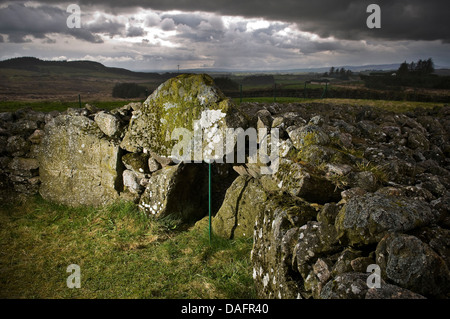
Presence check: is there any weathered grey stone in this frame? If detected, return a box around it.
[8,157,39,176]
[6,135,30,157]
[320,272,370,299]
[123,169,143,194]
[288,124,330,150]
[121,74,247,160]
[365,284,426,299]
[376,233,450,298]
[407,131,430,150]
[212,176,266,239]
[39,114,122,206]
[335,193,437,246]
[251,195,318,299]
[28,129,44,144]
[139,162,208,222]
[330,248,363,277]
[275,161,341,204]
[294,221,341,280]
[94,111,122,137]
[148,156,162,172]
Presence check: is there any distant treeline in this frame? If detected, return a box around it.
[323,67,353,80]
[362,58,450,90]
[112,83,148,98]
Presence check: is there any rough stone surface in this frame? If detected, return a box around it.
[251,196,318,299]
[121,74,247,160]
[94,111,122,137]
[212,176,267,239]
[139,163,208,222]
[39,114,123,206]
[376,233,450,298]
[335,193,437,246]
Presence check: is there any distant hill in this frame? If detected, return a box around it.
[0,57,178,102]
[0,56,176,79]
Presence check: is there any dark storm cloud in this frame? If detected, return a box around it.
[0,2,126,43]
[10,0,448,42]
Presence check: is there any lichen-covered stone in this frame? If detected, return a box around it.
[139,162,208,222]
[335,193,437,246]
[212,175,267,239]
[39,114,122,206]
[251,196,318,299]
[376,233,450,298]
[275,161,341,204]
[293,221,341,280]
[94,111,122,137]
[288,124,330,150]
[122,152,150,176]
[121,74,247,160]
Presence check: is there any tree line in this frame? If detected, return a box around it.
[323,67,353,80]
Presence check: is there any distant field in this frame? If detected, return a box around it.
[0,100,142,113]
[1,97,446,114]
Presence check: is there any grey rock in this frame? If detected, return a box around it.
[139,162,208,222]
[376,233,450,298]
[336,193,437,246]
[94,111,122,137]
[39,114,122,206]
[212,176,267,239]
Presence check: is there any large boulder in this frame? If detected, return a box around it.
[39,114,123,206]
[121,74,247,161]
[335,193,437,246]
[376,233,450,298]
[212,175,267,239]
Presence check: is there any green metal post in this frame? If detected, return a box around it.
[240,84,243,104]
[304,82,307,98]
[78,94,81,108]
[209,162,212,244]
[273,83,277,102]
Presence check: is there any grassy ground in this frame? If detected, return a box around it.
[0,100,143,113]
[0,196,255,299]
[1,97,446,114]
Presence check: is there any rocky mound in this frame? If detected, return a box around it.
[1,74,449,299]
[245,102,450,299]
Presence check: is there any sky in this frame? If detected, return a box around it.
[0,0,449,71]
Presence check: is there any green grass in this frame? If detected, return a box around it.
[0,100,142,113]
[1,97,445,114]
[234,97,446,113]
[233,97,316,104]
[0,196,255,299]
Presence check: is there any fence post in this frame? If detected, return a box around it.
[273,83,277,102]
[78,94,81,108]
[240,84,243,103]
